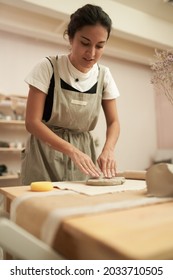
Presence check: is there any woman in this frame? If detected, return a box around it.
[21,4,120,184]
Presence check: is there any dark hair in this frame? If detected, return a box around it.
[64,4,112,40]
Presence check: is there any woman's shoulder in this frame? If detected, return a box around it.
[98,63,110,74]
[98,64,120,99]
[29,57,54,76]
[24,56,58,93]
[33,54,67,71]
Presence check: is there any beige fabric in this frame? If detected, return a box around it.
[21,57,105,184]
[52,179,146,195]
[146,163,173,197]
[10,187,173,253]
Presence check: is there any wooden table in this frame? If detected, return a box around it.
[0,184,173,260]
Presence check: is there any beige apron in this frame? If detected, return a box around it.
[21,56,105,184]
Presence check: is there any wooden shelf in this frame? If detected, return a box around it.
[0,120,25,125]
[0,174,19,180]
[0,148,23,152]
[0,98,27,186]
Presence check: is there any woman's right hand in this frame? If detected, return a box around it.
[70,147,101,178]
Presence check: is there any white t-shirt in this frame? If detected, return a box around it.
[25,54,120,99]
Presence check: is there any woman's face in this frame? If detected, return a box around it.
[69,24,108,73]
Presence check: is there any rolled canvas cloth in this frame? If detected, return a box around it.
[146,163,173,197]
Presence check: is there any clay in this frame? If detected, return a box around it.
[146,163,173,197]
[86,176,125,186]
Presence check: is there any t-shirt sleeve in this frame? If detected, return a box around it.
[24,58,53,94]
[102,67,120,100]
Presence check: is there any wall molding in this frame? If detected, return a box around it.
[1,0,172,65]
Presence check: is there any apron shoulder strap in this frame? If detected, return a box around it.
[42,56,58,122]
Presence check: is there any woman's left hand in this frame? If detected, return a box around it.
[97,149,116,178]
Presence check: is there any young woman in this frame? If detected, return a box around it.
[21,4,120,184]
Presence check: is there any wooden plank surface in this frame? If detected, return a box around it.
[0,186,30,202]
[61,202,173,259]
[0,185,173,260]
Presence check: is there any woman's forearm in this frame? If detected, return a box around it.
[102,120,120,152]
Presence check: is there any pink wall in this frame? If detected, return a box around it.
[155,91,173,149]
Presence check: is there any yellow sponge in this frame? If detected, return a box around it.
[30,181,53,192]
